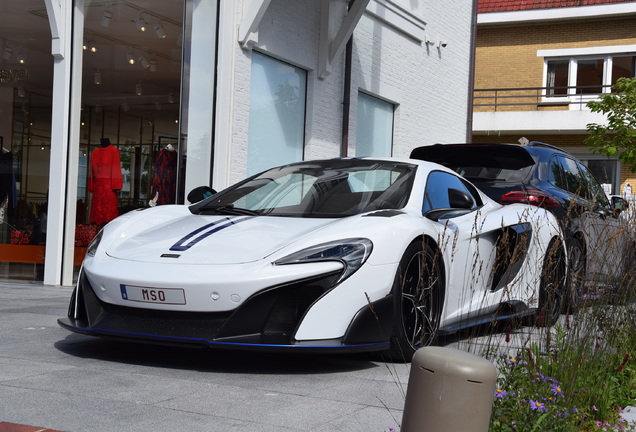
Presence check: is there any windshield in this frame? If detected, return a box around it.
[192,159,416,218]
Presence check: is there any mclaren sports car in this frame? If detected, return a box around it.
[59,158,565,360]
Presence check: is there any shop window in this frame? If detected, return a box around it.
[582,159,618,195]
[356,92,394,157]
[248,52,307,175]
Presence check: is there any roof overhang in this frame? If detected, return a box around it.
[478,2,636,26]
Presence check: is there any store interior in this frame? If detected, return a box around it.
[1,0,185,282]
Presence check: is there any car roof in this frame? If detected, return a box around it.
[410,143,537,170]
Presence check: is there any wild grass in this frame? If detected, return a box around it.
[485,209,636,431]
[386,205,636,431]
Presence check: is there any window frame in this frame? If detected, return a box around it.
[539,45,636,103]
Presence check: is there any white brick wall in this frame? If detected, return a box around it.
[223,0,474,184]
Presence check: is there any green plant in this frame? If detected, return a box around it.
[489,290,636,431]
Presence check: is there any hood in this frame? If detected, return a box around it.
[104,207,340,264]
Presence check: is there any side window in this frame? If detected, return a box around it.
[423,171,477,214]
[548,156,565,189]
[558,156,586,197]
[577,161,610,208]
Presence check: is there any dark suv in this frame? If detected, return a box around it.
[410,142,631,311]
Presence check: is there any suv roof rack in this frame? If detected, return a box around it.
[526,141,571,154]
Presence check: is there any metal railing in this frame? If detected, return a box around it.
[473,84,613,111]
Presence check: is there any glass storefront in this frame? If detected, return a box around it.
[80,0,184,222]
[0,0,186,283]
[0,1,53,282]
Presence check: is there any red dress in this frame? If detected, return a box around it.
[88,145,122,225]
[151,148,178,205]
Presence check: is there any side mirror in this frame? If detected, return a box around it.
[187,186,216,203]
[448,188,474,210]
[611,196,629,214]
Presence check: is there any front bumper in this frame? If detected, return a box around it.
[58,270,393,353]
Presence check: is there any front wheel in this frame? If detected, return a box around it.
[387,240,444,361]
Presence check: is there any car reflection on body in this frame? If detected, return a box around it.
[59,157,565,361]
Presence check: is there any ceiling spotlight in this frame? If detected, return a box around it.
[82,40,88,51]
[101,10,113,27]
[88,40,97,53]
[149,59,157,72]
[94,71,102,85]
[135,81,143,96]
[16,52,25,64]
[154,22,167,39]
[3,47,12,61]
[139,55,150,69]
[127,50,135,65]
[134,15,147,32]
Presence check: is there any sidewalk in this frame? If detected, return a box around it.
[0,281,634,431]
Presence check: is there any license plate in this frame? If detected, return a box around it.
[120,284,186,305]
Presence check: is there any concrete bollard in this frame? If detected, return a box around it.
[401,347,497,432]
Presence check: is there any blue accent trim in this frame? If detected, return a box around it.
[169,216,254,251]
[58,322,387,350]
[120,284,128,300]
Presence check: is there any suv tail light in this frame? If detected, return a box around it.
[499,190,560,208]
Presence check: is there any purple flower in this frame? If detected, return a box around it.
[494,388,508,398]
[551,383,563,396]
[529,400,547,413]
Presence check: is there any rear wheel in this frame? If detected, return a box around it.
[387,240,443,361]
[536,239,566,327]
[563,237,586,314]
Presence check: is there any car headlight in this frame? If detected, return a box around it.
[274,238,373,283]
[86,229,104,256]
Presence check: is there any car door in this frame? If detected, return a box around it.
[576,161,624,280]
[422,171,501,326]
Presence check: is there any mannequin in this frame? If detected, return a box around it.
[88,138,123,225]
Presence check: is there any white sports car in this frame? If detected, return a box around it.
[59,158,565,360]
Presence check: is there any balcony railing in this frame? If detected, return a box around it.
[473,84,612,112]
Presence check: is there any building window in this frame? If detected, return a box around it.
[248,52,307,175]
[545,54,636,97]
[612,56,636,83]
[547,60,569,96]
[576,59,604,95]
[356,92,394,157]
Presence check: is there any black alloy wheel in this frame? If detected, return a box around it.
[387,240,443,361]
[563,237,586,314]
[536,239,566,327]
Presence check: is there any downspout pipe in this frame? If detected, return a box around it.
[341,0,355,157]
[466,0,478,142]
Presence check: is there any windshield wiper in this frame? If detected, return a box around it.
[199,204,261,216]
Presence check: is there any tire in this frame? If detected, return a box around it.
[387,240,444,361]
[536,239,566,327]
[562,237,586,314]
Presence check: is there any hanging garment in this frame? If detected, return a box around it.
[0,151,16,211]
[88,145,123,225]
[151,148,178,205]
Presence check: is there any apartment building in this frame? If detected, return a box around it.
[472,0,636,195]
